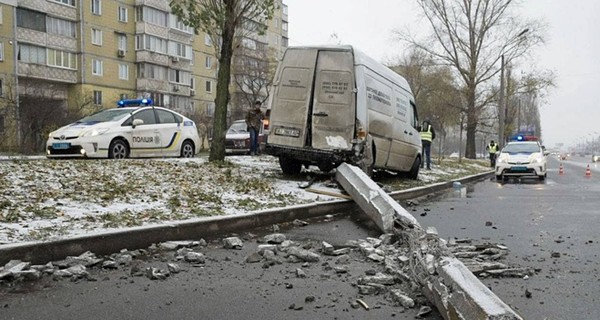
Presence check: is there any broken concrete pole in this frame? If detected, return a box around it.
[336,163,523,319]
[336,163,418,233]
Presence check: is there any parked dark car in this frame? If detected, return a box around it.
[224,120,266,155]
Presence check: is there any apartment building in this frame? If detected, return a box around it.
[0,0,288,152]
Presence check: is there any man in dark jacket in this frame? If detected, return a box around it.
[419,120,436,170]
[245,100,265,156]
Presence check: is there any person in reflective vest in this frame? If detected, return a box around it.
[419,120,435,170]
[486,140,499,167]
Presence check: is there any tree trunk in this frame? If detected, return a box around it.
[209,2,236,162]
[464,87,478,159]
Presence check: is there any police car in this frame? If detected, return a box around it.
[495,137,547,181]
[46,99,201,159]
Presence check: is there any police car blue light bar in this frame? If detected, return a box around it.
[117,98,153,107]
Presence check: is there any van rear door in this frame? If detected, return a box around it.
[267,48,318,148]
[311,50,356,151]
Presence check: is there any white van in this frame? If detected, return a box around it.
[265,45,422,178]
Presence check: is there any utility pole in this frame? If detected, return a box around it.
[498,54,505,148]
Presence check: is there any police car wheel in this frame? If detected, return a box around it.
[109,139,129,159]
[180,140,195,158]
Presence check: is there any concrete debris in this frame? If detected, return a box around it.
[223,237,243,250]
[367,253,385,262]
[334,254,350,265]
[257,244,278,254]
[55,251,103,268]
[54,264,88,278]
[295,268,306,278]
[321,241,335,255]
[358,284,385,295]
[159,240,200,251]
[417,305,432,317]
[102,260,119,269]
[390,289,415,308]
[244,252,262,264]
[293,219,309,227]
[115,254,133,266]
[145,267,168,280]
[263,233,286,244]
[358,272,396,286]
[167,263,181,274]
[183,252,205,264]
[286,247,320,262]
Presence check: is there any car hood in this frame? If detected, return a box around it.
[51,121,117,137]
[500,152,543,162]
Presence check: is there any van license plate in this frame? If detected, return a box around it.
[53,143,71,150]
[274,128,300,137]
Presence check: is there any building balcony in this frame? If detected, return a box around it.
[136,50,170,67]
[136,22,169,39]
[136,78,192,97]
[17,28,78,51]
[19,0,78,20]
[135,0,170,12]
[18,62,78,84]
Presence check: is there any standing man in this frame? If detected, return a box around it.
[245,100,265,156]
[419,120,435,170]
[486,140,499,167]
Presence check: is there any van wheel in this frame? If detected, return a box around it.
[407,156,420,180]
[496,175,503,181]
[279,157,301,175]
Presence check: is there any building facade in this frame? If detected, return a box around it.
[0,0,288,152]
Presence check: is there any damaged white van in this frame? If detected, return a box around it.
[265,45,422,178]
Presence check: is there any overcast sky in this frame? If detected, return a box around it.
[284,0,600,150]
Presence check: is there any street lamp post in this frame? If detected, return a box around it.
[498,29,529,148]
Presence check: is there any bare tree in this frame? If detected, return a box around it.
[171,0,275,162]
[389,49,462,160]
[395,0,546,158]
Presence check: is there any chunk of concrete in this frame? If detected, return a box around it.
[335,163,418,232]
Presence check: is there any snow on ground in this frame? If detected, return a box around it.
[0,155,489,244]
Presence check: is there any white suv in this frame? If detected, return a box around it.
[495,141,547,181]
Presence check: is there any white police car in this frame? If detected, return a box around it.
[495,140,547,181]
[46,99,201,159]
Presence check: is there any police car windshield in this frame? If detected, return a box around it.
[77,108,136,123]
[503,143,541,154]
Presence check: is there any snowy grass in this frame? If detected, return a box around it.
[0,155,489,244]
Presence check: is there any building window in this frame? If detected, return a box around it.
[0,42,3,61]
[51,0,75,6]
[47,49,77,69]
[119,64,129,80]
[169,69,190,84]
[0,114,4,134]
[204,34,212,46]
[0,7,3,25]
[205,80,212,93]
[137,63,167,80]
[136,34,167,53]
[93,90,102,105]
[18,44,46,64]
[119,93,129,100]
[282,21,288,32]
[118,6,128,22]
[136,6,167,27]
[0,79,3,97]
[47,16,76,38]
[16,8,46,32]
[205,56,212,69]
[169,41,192,59]
[91,0,102,15]
[91,29,102,45]
[92,59,103,76]
[117,34,127,51]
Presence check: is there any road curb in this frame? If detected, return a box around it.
[0,170,493,266]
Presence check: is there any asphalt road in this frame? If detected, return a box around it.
[410,156,600,319]
[0,214,443,320]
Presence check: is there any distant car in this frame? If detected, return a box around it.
[593,154,600,162]
[46,99,201,159]
[224,120,266,155]
[559,153,569,161]
[495,141,547,181]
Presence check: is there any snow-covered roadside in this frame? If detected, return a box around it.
[0,155,489,244]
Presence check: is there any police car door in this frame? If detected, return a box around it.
[130,109,162,157]
[155,108,182,157]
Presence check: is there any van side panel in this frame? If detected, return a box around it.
[387,89,419,170]
[267,49,319,148]
[311,50,355,151]
[364,70,395,167]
